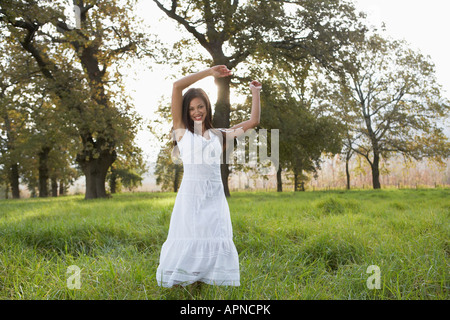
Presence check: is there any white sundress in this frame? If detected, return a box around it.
[156,128,240,287]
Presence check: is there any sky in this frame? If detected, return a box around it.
[126,0,450,164]
[354,0,450,99]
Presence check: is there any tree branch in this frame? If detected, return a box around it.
[351,145,373,166]
[110,41,136,57]
[152,0,210,50]
[229,49,250,69]
[375,94,404,141]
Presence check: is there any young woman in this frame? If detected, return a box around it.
[156,65,262,288]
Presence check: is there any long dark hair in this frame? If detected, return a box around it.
[172,88,227,155]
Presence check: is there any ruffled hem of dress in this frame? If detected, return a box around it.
[156,269,240,288]
[156,237,240,288]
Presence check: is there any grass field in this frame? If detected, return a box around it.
[0,188,448,300]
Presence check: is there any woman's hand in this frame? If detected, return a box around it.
[210,65,232,78]
[250,80,262,92]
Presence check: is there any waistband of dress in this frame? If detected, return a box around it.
[182,176,222,182]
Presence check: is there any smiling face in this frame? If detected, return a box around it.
[182,88,213,134]
[189,97,207,123]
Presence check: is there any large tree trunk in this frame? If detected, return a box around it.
[293,168,306,192]
[109,165,117,194]
[213,76,232,197]
[371,152,381,189]
[59,179,65,196]
[38,146,51,197]
[276,166,283,192]
[78,149,116,199]
[83,162,109,199]
[9,163,20,199]
[51,176,58,197]
[173,165,181,192]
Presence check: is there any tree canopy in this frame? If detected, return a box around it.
[0,0,152,198]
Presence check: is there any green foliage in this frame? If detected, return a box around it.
[0,0,153,198]
[107,144,148,193]
[108,167,144,193]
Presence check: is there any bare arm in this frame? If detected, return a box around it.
[227,80,262,139]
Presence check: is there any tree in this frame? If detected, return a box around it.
[0,38,38,198]
[328,33,450,189]
[341,134,355,190]
[317,73,359,190]
[0,35,84,198]
[259,74,344,192]
[154,140,184,192]
[1,0,151,199]
[152,0,365,196]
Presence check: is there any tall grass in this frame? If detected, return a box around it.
[0,189,448,300]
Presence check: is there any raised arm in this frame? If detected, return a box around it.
[172,66,232,131]
[227,80,262,139]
